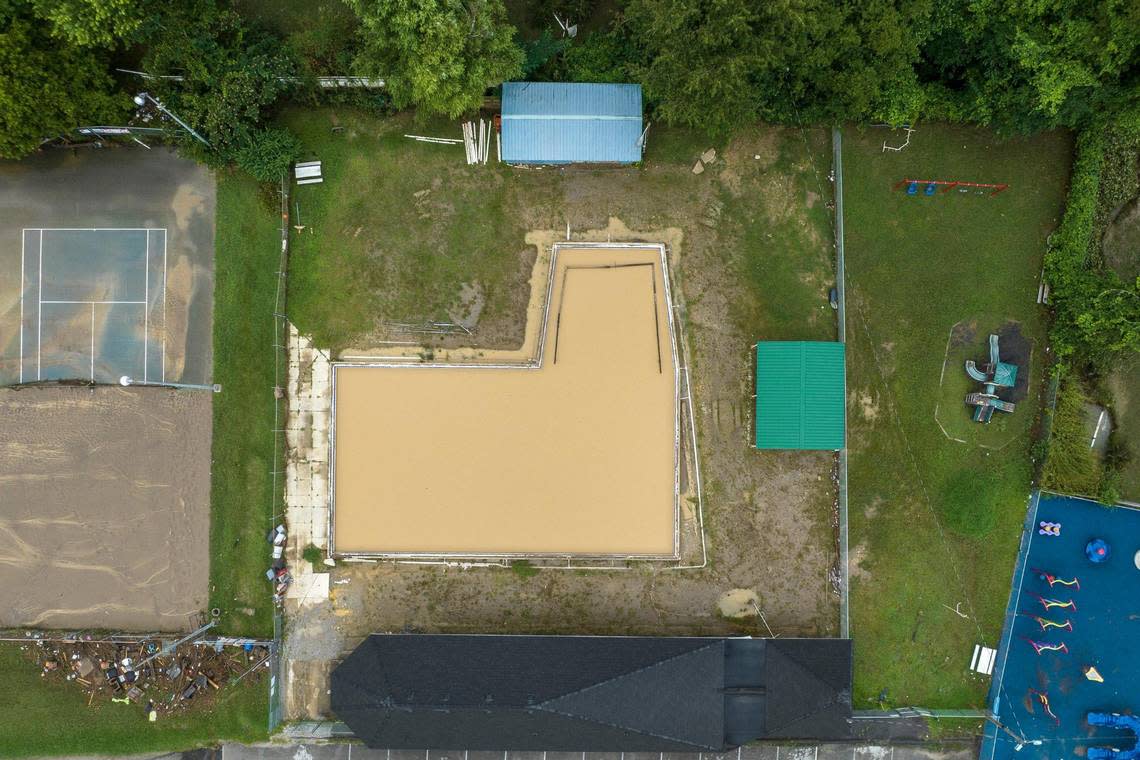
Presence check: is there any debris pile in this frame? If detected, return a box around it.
[20,635,269,718]
[267,523,292,606]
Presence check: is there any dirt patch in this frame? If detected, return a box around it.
[854,389,879,422]
[850,541,871,582]
[950,319,977,349]
[1103,196,1140,280]
[0,385,210,631]
[717,588,760,618]
[995,321,1031,403]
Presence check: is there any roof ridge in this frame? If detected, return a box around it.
[532,703,712,750]
[762,644,845,735]
[537,640,720,704]
[532,641,723,749]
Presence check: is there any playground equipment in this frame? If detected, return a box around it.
[1022,637,1069,655]
[1033,566,1080,589]
[965,334,1018,423]
[1018,611,1073,632]
[882,127,915,153]
[1029,689,1061,725]
[1087,712,1140,760]
[1039,521,1062,536]
[1087,538,1111,563]
[1084,665,1104,682]
[894,178,1009,196]
[1030,592,1077,612]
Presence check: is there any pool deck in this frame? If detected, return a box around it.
[981,492,1140,760]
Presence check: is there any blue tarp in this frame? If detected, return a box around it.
[501,82,643,164]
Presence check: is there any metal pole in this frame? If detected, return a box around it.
[120,375,221,393]
[832,126,850,640]
[136,621,215,670]
[135,92,210,148]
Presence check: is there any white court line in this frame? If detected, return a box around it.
[19,232,24,383]
[143,229,149,383]
[41,299,146,304]
[21,227,154,232]
[90,303,95,381]
[37,234,42,380]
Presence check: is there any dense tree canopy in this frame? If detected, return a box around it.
[347,0,523,118]
[142,2,299,175]
[0,1,127,158]
[621,0,1138,134]
[917,0,1140,133]
[30,0,149,47]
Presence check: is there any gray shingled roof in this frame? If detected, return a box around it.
[331,634,852,751]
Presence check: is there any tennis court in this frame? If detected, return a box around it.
[981,493,1140,760]
[19,228,168,384]
[0,148,215,386]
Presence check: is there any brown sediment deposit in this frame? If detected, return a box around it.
[0,386,210,631]
[332,245,678,556]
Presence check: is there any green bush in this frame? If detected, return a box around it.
[234,126,302,183]
[302,543,325,572]
[1042,378,1102,496]
[559,28,635,83]
[1044,125,1140,369]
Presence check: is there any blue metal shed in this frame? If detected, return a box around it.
[501,82,644,165]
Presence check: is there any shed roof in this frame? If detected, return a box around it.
[501,82,643,164]
[754,341,846,450]
[331,634,853,751]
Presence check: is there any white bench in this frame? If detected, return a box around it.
[971,643,996,675]
[295,161,323,185]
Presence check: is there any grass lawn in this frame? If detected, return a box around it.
[843,124,1072,707]
[209,171,282,638]
[282,108,558,351]
[282,107,836,352]
[0,644,266,757]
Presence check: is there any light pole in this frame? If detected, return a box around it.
[120,375,221,393]
[133,92,210,148]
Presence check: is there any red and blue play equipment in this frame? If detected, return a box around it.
[1087,538,1111,563]
[894,178,1009,196]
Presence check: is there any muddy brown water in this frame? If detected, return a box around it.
[332,246,678,556]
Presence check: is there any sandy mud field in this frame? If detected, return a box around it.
[332,245,678,556]
[0,385,210,631]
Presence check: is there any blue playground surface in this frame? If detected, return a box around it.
[981,493,1140,760]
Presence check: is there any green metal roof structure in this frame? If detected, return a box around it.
[754,341,846,450]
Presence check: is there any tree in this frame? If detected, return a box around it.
[0,3,127,157]
[624,0,762,135]
[348,0,523,118]
[142,2,298,166]
[915,0,1140,133]
[623,0,931,135]
[30,0,149,47]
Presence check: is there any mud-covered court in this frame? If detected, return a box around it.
[0,148,216,386]
[0,386,211,631]
[332,245,679,557]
